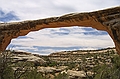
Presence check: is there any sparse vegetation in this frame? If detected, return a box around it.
[54,72,69,79]
[0,50,14,79]
[0,48,120,79]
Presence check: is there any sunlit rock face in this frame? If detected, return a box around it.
[0,6,120,55]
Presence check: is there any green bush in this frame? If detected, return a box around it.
[0,50,14,79]
[22,69,47,79]
[54,72,69,79]
[94,55,120,79]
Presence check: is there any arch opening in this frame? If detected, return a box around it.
[8,26,114,55]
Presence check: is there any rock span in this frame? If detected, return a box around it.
[0,6,120,54]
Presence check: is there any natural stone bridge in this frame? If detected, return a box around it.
[0,6,120,55]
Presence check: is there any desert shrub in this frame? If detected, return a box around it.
[94,55,120,79]
[54,72,68,79]
[0,50,14,79]
[22,69,47,79]
[0,50,33,79]
[46,61,58,67]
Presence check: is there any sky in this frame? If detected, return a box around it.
[0,0,119,55]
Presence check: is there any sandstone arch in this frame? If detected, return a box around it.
[0,6,120,55]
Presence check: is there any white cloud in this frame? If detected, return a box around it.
[10,27,114,49]
[0,0,119,20]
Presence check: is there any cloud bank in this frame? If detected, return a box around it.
[0,0,119,20]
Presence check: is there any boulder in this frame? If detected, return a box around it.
[67,70,86,79]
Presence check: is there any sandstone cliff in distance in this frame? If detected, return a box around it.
[0,6,120,55]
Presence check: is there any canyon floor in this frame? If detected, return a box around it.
[1,47,120,79]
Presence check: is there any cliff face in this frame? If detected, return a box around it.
[0,6,120,54]
[48,48,116,62]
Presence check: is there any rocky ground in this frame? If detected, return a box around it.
[8,47,118,79]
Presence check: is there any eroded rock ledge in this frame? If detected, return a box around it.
[0,6,120,54]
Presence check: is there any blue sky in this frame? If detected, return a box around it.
[0,0,119,55]
[0,8,19,22]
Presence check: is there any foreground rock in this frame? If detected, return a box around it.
[37,66,68,73]
[0,6,120,55]
[37,66,92,79]
[67,70,86,79]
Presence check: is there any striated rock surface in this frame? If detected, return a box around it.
[0,6,120,54]
[12,51,46,64]
[48,48,116,63]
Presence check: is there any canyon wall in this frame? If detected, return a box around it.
[0,6,120,54]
